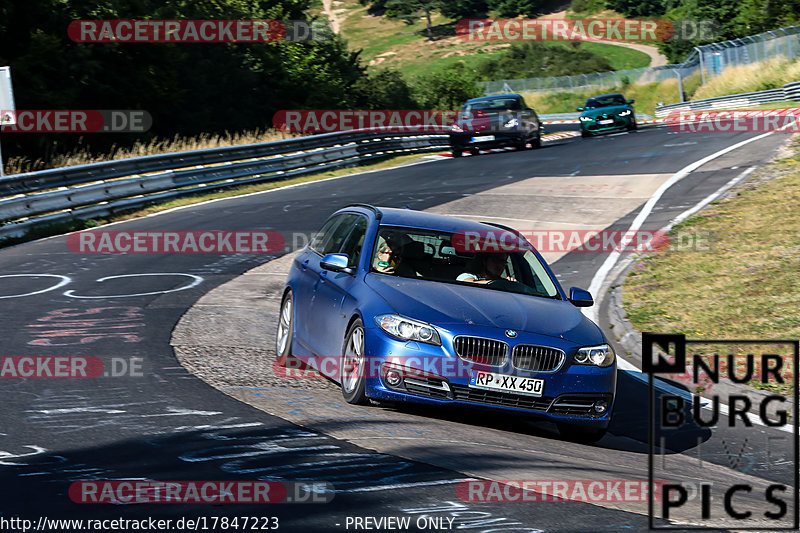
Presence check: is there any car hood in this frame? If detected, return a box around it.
[581,105,631,118]
[365,275,603,345]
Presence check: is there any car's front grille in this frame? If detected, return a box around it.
[548,394,612,418]
[450,384,552,411]
[512,345,565,372]
[454,336,508,366]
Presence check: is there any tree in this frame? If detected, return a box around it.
[439,0,489,18]
[0,0,367,166]
[385,0,444,41]
[486,0,546,17]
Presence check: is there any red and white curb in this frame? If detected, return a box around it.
[541,119,667,125]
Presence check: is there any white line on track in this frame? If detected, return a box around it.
[586,130,775,324]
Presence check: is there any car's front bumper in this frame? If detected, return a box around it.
[581,115,634,134]
[449,131,531,150]
[361,325,616,427]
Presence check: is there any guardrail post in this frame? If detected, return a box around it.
[674,70,684,102]
[696,47,706,85]
[787,30,793,58]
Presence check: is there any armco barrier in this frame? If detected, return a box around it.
[655,82,800,117]
[0,128,449,240]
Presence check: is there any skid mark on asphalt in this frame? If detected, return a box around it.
[7,388,465,494]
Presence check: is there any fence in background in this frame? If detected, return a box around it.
[482,25,800,95]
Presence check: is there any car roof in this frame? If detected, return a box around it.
[346,205,502,234]
[589,93,624,99]
[465,94,522,103]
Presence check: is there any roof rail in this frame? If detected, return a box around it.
[345,203,383,220]
[483,221,521,235]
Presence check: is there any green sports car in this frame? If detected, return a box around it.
[577,93,637,137]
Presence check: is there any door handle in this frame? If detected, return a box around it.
[301,259,309,270]
[319,270,328,280]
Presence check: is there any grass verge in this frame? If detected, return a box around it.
[622,136,800,394]
[692,58,800,100]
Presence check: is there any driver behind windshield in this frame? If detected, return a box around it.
[457,253,517,284]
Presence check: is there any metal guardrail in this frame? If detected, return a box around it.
[0,128,449,240]
[654,81,800,117]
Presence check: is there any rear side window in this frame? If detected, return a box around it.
[309,214,358,255]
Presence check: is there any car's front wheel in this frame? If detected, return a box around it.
[557,423,607,443]
[581,129,591,138]
[341,318,368,405]
[451,146,463,158]
[530,134,541,149]
[275,291,294,367]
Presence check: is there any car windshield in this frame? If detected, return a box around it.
[585,95,627,108]
[464,98,521,112]
[370,226,560,299]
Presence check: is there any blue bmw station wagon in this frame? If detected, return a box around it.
[276,205,617,441]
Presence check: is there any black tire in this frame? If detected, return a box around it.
[628,120,638,131]
[275,291,294,367]
[557,423,607,443]
[469,147,480,156]
[581,130,591,138]
[451,147,463,158]
[530,134,542,149]
[341,318,368,405]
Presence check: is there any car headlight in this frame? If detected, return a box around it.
[574,344,615,367]
[503,118,519,128]
[375,315,441,346]
[619,110,632,116]
[579,116,592,122]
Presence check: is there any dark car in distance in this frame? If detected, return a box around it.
[449,94,543,157]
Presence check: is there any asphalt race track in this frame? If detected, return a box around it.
[0,123,795,532]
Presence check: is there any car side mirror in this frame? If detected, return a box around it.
[627,99,635,105]
[568,287,594,307]
[576,107,584,112]
[320,253,354,274]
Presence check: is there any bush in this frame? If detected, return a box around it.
[351,70,418,109]
[570,0,606,15]
[474,42,614,80]
[411,64,483,109]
